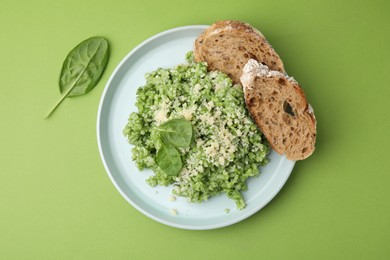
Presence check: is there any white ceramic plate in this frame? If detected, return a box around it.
[97,25,295,230]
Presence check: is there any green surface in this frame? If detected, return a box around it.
[1,0,389,259]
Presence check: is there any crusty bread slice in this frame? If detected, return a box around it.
[194,20,285,84]
[241,59,316,160]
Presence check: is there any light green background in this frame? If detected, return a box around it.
[1,0,389,259]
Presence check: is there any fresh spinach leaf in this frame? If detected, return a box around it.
[45,36,109,118]
[156,118,193,148]
[156,144,182,176]
[154,118,194,176]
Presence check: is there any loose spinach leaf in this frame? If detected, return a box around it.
[156,144,182,176]
[45,36,109,118]
[156,118,193,148]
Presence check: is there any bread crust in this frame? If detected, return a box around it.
[194,20,285,84]
[241,59,316,160]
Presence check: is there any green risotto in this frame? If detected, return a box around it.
[123,52,269,209]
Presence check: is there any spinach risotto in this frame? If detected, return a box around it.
[123,52,269,209]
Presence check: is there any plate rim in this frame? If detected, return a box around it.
[97,25,295,230]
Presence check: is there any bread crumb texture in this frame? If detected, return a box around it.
[241,59,316,160]
[194,20,285,84]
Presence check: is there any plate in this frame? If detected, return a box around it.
[97,25,295,230]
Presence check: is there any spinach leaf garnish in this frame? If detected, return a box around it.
[155,118,193,176]
[156,118,193,148]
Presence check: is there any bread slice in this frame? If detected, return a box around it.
[241,59,316,160]
[194,20,285,84]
